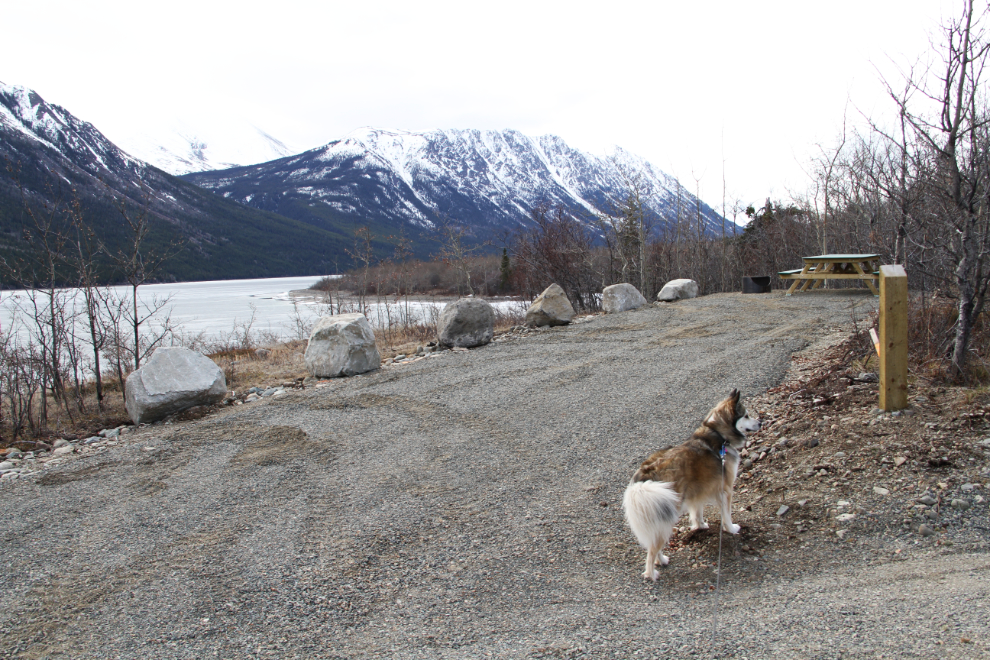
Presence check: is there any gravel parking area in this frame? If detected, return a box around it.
[2,290,988,659]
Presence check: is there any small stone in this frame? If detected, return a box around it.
[836,513,856,522]
[818,469,828,476]
[245,393,260,402]
[84,436,102,445]
[0,461,13,471]
[836,530,847,539]
[834,451,847,458]
[742,459,753,469]
[918,495,937,506]
[802,437,820,449]
[775,437,790,447]
[53,439,70,449]
[873,486,890,496]
[950,499,971,510]
[776,505,790,517]
[918,524,935,537]
[103,428,120,438]
[53,446,74,457]
[798,499,809,507]
[960,483,975,491]
[894,456,907,467]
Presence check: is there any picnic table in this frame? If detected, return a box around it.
[778,254,881,296]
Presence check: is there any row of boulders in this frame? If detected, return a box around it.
[526,279,699,324]
[123,278,700,425]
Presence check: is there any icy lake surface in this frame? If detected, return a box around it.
[1,275,527,344]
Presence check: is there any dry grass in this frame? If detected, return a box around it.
[907,294,990,385]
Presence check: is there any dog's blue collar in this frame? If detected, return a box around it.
[719,445,727,459]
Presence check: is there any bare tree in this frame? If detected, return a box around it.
[436,219,486,296]
[886,0,990,379]
[106,188,183,370]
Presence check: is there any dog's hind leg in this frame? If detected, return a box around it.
[687,502,709,531]
[653,538,670,567]
[643,533,670,581]
[643,547,660,581]
[719,490,740,534]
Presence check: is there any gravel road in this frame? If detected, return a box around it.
[2,290,988,659]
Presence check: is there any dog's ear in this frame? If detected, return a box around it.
[729,388,740,405]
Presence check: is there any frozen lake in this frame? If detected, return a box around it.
[1,275,528,346]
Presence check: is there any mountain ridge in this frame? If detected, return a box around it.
[0,83,350,283]
[183,126,730,241]
[2,81,733,284]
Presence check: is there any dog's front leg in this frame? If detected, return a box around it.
[719,490,740,534]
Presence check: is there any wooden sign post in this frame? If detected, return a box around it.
[879,265,908,411]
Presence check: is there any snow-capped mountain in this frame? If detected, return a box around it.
[183,127,729,238]
[0,81,147,185]
[0,82,348,281]
[114,118,299,175]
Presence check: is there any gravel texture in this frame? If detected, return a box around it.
[2,290,988,659]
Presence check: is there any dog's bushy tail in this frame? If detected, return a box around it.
[622,481,680,550]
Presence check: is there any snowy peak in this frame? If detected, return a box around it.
[0,83,142,177]
[184,128,726,238]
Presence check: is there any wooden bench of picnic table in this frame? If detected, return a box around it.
[778,254,881,296]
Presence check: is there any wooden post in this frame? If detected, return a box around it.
[879,265,908,411]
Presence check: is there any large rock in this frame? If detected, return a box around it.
[526,283,575,327]
[656,278,699,302]
[305,313,381,378]
[438,298,495,348]
[602,283,647,314]
[124,347,227,424]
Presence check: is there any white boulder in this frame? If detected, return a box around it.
[656,278,699,302]
[438,298,495,348]
[305,313,381,378]
[125,347,227,424]
[602,283,648,314]
[526,283,575,327]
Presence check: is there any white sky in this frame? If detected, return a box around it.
[3,0,955,215]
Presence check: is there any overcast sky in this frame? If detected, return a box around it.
[3,0,955,215]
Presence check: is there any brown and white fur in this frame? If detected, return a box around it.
[622,389,761,581]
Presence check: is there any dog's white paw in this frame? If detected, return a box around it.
[725,523,741,534]
[659,553,670,566]
[690,522,709,531]
[643,569,660,581]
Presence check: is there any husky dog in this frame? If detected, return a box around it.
[622,389,761,581]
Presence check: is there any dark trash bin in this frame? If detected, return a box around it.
[742,276,772,294]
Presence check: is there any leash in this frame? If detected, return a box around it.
[711,442,726,654]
